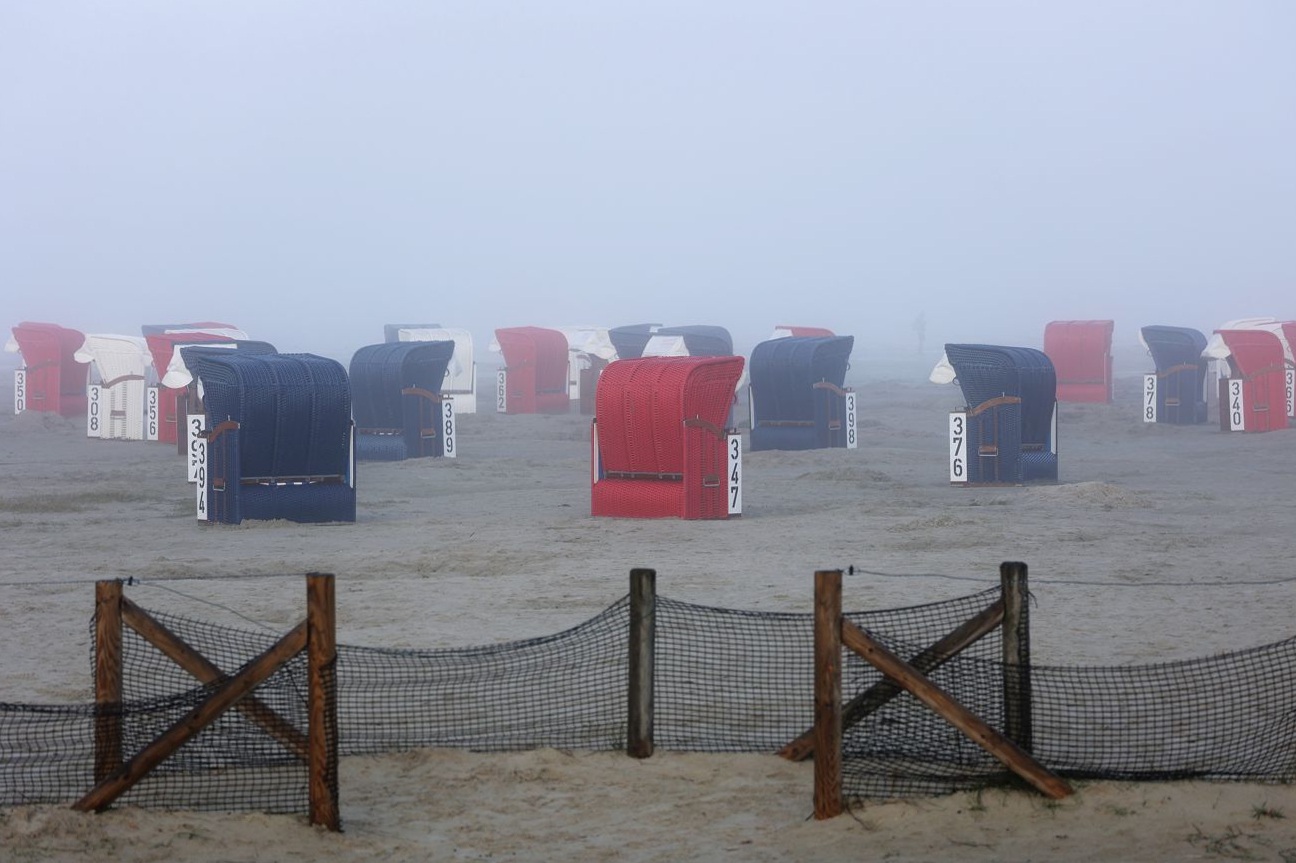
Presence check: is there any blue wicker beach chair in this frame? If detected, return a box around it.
[650,325,734,357]
[1141,326,1208,425]
[749,336,855,451]
[945,344,1057,484]
[608,324,662,360]
[193,353,356,525]
[349,341,456,461]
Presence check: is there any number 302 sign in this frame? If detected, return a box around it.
[949,411,968,484]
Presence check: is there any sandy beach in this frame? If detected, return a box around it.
[2,360,1295,861]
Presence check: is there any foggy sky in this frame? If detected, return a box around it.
[2,1,1294,360]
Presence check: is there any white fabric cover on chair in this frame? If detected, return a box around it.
[74,335,150,440]
[398,327,477,413]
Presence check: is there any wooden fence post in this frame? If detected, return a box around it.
[94,580,123,784]
[813,569,843,819]
[1000,561,1033,753]
[627,568,657,759]
[306,573,341,832]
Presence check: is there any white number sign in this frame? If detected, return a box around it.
[146,386,160,441]
[496,369,507,413]
[187,415,206,482]
[949,411,967,483]
[591,420,601,484]
[13,370,25,414]
[87,385,103,437]
[441,400,456,458]
[844,391,858,449]
[1228,379,1246,432]
[726,432,742,515]
[1286,369,1294,419]
[195,437,208,521]
[348,422,356,489]
[1142,374,1157,423]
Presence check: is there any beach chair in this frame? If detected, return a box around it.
[608,324,662,360]
[1211,330,1287,433]
[591,355,745,519]
[642,325,734,358]
[1044,320,1114,404]
[6,322,90,416]
[395,327,477,414]
[492,327,570,414]
[145,331,250,445]
[1140,326,1208,425]
[749,336,855,451]
[384,323,441,343]
[73,335,151,439]
[770,326,835,339]
[349,341,457,461]
[554,327,618,415]
[193,353,355,525]
[942,344,1058,484]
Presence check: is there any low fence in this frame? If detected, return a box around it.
[1,567,1293,825]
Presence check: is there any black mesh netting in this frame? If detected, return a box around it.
[2,585,1293,814]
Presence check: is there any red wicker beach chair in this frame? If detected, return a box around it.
[592,356,745,519]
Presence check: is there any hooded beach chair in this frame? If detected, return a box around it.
[6,322,90,416]
[395,327,477,414]
[554,327,619,415]
[748,336,856,451]
[642,325,734,358]
[1208,329,1288,433]
[384,323,441,343]
[192,353,356,525]
[770,326,835,339]
[1044,320,1114,404]
[145,329,250,445]
[937,344,1058,484]
[491,327,570,414]
[140,322,238,337]
[591,355,745,519]
[73,334,151,439]
[608,324,662,360]
[1139,326,1208,425]
[349,341,457,461]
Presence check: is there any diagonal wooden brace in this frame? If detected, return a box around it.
[839,619,1071,800]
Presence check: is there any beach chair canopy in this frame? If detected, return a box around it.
[6,322,90,414]
[1140,326,1208,424]
[384,323,441,343]
[1211,329,1287,432]
[944,344,1057,482]
[171,341,278,389]
[1203,318,1293,367]
[140,322,239,336]
[644,325,733,358]
[750,336,853,422]
[492,326,570,412]
[608,324,662,360]
[146,332,242,384]
[1044,320,1114,403]
[771,326,835,339]
[73,334,151,385]
[349,341,455,430]
[192,353,352,481]
[593,355,744,519]
[555,327,618,361]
